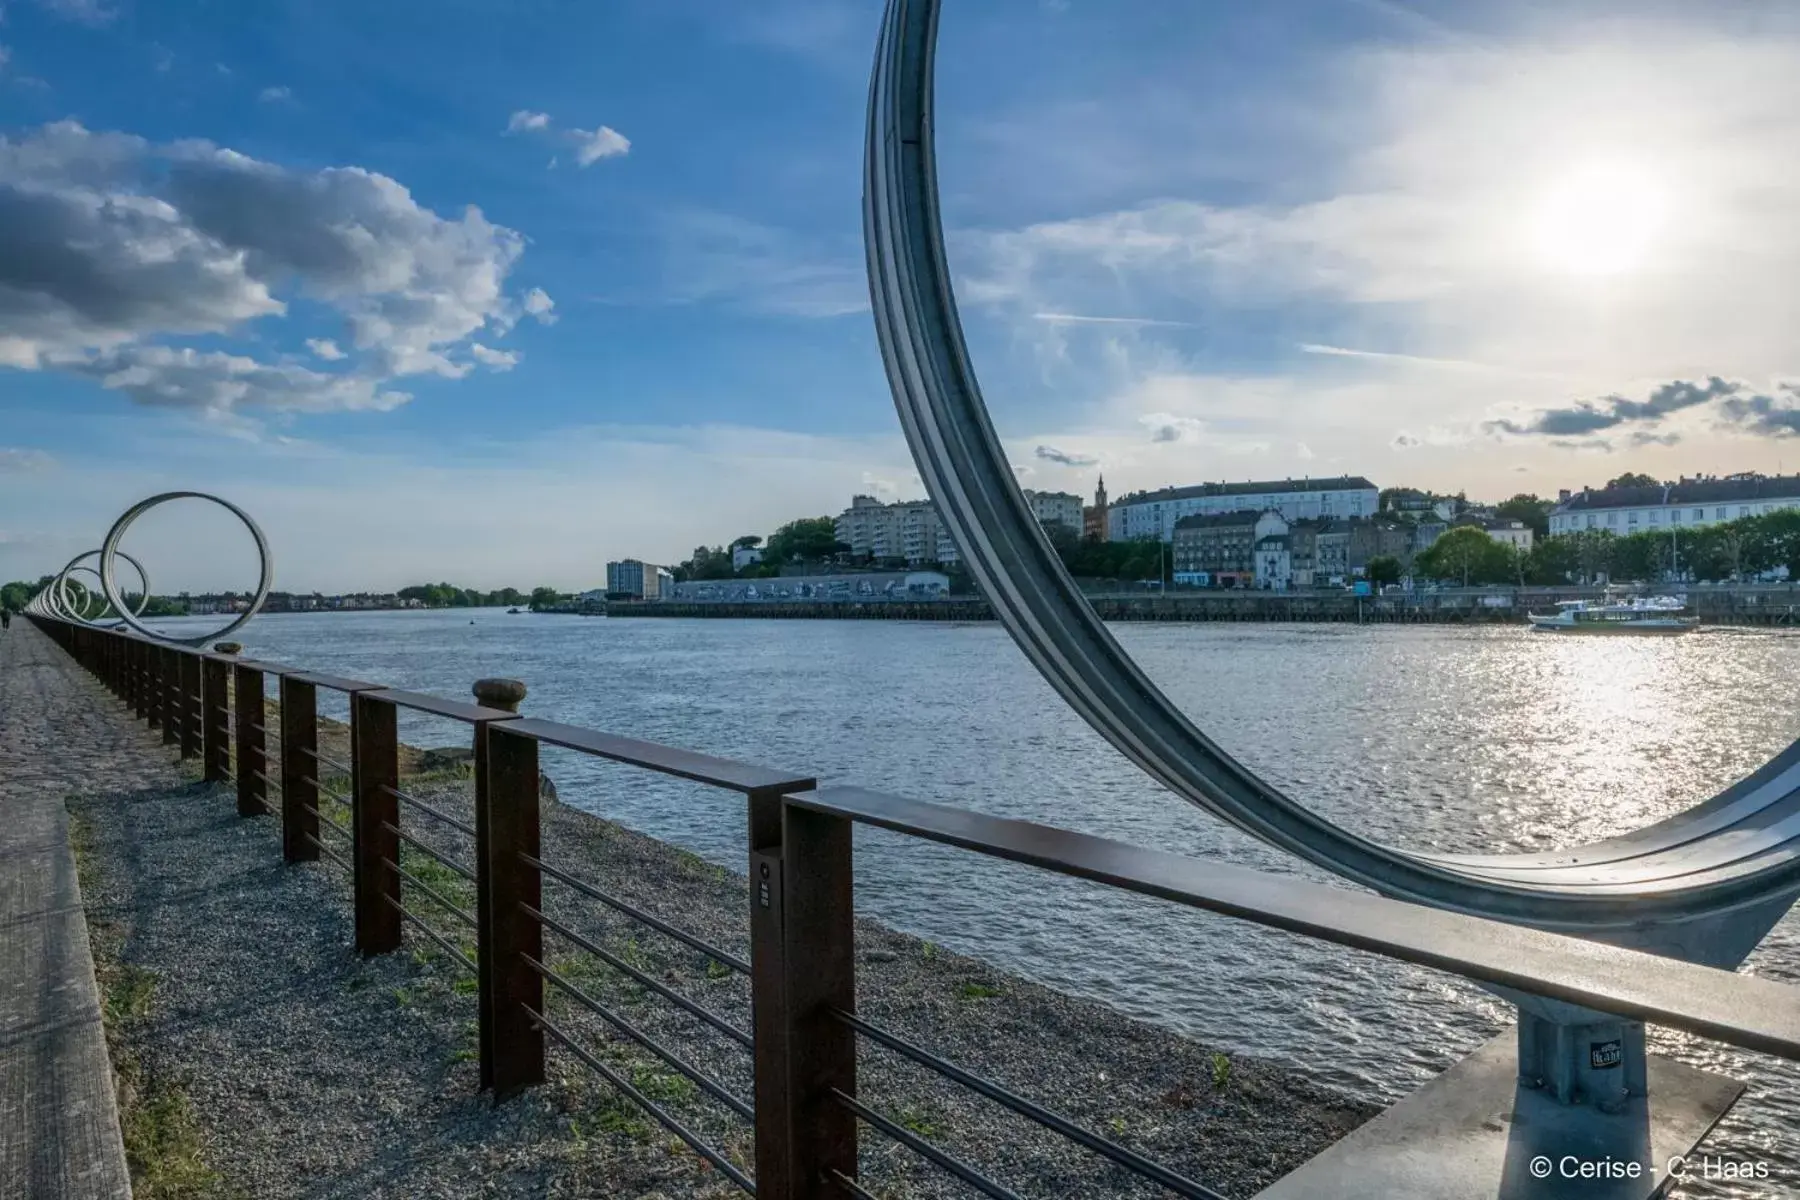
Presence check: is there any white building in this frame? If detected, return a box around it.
[835,494,962,567]
[1480,519,1535,551]
[1109,476,1378,542]
[1547,474,1800,536]
[1022,489,1084,533]
[731,544,764,571]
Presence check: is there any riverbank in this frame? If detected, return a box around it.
[62,703,1373,1197]
[603,585,1800,625]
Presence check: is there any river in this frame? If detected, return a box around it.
[139,609,1800,1195]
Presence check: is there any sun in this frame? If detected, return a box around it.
[1526,161,1671,277]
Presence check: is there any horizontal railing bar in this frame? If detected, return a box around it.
[249,768,283,793]
[297,746,353,774]
[526,1006,755,1195]
[524,853,749,975]
[832,1089,1023,1200]
[524,905,752,1050]
[286,671,383,693]
[792,787,1800,1063]
[386,786,478,838]
[245,720,268,734]
[383,895,478,975]
[301,832,354,877]
[362,687,522,724]
[383,857,478,930]
[829,1171,882,1200]
[835,1009,1223,1199]
[298,805,352,841]
[235,658,299,676]
[495,716,816,796]
[381,822,477,883]
[296,775,352,805]
[524,953,753,1121]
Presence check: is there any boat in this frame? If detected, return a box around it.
[507,607,522,614]
[1527,593,1698,634]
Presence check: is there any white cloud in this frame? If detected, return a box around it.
[505,110,551,134]
[522,287,557,324]
[570,125,630,166]
[0,44,11,71]
[0,447,53,472]
[258,86,292,104]
[305,338,345,361]
[0,121,542,416]
[36,0,116,26]
[469,343,519,371]
[654,209,866,317]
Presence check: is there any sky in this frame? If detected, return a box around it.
[3,0,1800,591]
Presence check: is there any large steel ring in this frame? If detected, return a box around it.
[99,491,273,646]
[863,0,1800,966]
[55,551,151,625]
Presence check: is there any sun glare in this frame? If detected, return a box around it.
[1526,162,1671,277]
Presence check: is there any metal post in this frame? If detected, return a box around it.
[234,664,268,816]
[279,676,318,863]
[775,802,858,1198]
[479,723,543,1098]
[180,652,203,759]
[161,648,181,746]
[352,692,401,956]
[202,657,231,782]
[148,645,166,733]
[471,678,527,1092]
[132,639,149,721]
[748,788,793,1196]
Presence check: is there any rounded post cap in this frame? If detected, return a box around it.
[473,677,527,712]
[214,641,243,655]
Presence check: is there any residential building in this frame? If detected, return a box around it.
[1287,520,1321,588]
[1253,535,1292,590]
[1023,489,1084,533]
[1547,473,1800,536]
[1474,518,1534,551]
[834,495,898,558]
[606,559,673,600]
[835,494,963,567]
[1109,475,1378,542]
[1172,511,1288,587]
[1083,476,1110,541]
[731,544,764,571]
[1308,516,1412,582]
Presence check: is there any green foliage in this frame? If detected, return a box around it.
[674,545,734,582]
[763,516,844,564]
[529,585,567,611]
[1495,493,1554,539]
[1063,535,1168,583]
[1607,472,1660,490]
[1210,1052,1232,1090]
[398,583,525,607]
[958,982,1004,1000]
[1413,525,1512,585]
[1364,555,1403,587]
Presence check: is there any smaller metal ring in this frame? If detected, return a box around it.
[100,492,272,645]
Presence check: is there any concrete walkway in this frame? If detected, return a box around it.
[0,621,150,1199]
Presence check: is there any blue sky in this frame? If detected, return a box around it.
[4,0,1800,590]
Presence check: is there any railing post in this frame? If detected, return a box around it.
[352,691,401,956]
[279,676,318,863]
[164,648,183,745]
[132,639,149,721]
[779,802,858,1198]
[179,651,202,759]
[478,723,544,1098]
[235,664,268,816]
[749,789,794,1197]
[470,678,527,1092]
[149,645,168,734]
[202,656,231,782]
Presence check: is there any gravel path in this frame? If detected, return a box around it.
[25,623,1374,1197]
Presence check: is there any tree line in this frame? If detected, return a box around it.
[1,576,185,616]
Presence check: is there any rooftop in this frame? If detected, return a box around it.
[1554,473,1800,512]
[1116,475,1377,507]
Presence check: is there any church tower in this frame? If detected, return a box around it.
[1084,474,1110,541]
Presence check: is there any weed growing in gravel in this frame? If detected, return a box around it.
[593,1095,652,1140]
[124,1089,226,1199]
[892,1103,942,1140]
[958,982,1003,1000]
[392,986,414,1008]
[704,958,732,981]
[631,1066,698,1105]
[105,965,159,1026]
[1210,1052,1231,1090]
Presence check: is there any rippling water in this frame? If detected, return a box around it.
[144,609,1800,1196]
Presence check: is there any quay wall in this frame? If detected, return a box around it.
[603,586,1800,625]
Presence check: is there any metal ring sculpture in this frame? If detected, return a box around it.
[864,0,1800,970]
[96,492,273,646]
[53,551,151,625]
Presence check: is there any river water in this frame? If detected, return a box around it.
[142,609,1800,1195]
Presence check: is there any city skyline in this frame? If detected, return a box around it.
[3,0,1800,590]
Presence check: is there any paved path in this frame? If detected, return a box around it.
[0,621,149,1199]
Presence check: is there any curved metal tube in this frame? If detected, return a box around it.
[98,492,273,646]
[54,552,151,626]
[863,0,1800,954]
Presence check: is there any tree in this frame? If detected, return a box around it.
[729,534,762,551]
[1365,555,1402,587]
[1413,526,1509,585]
[528,586,564,611]
[1606,472,1659,490]
[1495,493,1554,540]
[674,546,733,582]
[763,517,843,565]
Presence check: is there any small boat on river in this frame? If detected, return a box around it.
[1527,593,1698,634]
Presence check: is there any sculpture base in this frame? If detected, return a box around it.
[1257,1032,1741,1200]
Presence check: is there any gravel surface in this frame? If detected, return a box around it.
[36,634,1373,1198]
